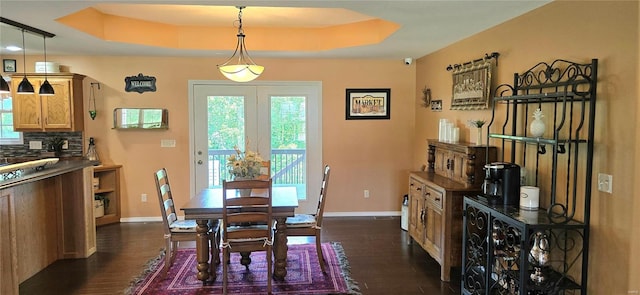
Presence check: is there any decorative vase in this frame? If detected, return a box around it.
[476,128,483,146]
[530,108,546,137]
[529,231,550,284]
[528,231,550,266]
[239,188,252,197]
[234,176,252,197]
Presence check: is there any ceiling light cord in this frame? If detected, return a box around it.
[17,29,34,94]
[217,6,264,82]
[39,35,55,96]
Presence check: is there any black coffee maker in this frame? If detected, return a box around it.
[482,162,521,206]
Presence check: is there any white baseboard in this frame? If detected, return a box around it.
[324,211,401,217]
[120,216,163,223]
[120,211,401,223]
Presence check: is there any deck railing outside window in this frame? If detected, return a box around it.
[208,149,305,188]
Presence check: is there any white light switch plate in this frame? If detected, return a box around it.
[161,139,176,148]
[598,173,613,193]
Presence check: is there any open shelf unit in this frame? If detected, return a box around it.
[462,59,597,295]
[93,164,122,226]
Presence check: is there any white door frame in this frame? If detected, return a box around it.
[188,80,323,213]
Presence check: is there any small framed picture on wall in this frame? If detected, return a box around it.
[3,59,16,73]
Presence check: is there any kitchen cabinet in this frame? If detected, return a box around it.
[0,188,17,295]
[461,59,597,294]
[93,165,122,226]
[0,162,96,294]
[10,73,85,131]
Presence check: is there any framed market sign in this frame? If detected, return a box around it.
[345,88,391,120]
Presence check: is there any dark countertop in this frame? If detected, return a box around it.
[0,159,99,190]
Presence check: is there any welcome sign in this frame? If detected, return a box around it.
[125,73,156,93]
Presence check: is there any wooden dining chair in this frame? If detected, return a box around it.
[256,160,271,180]
[283,164,331,272]
[154,168,220,277]
[222,178,273,295]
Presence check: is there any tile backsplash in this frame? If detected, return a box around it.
[1,132,84,158]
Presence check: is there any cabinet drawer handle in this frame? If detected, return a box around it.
[435,197,441,202]
[446,159,450,169]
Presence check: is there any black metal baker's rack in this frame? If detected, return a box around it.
[461,59,597,295]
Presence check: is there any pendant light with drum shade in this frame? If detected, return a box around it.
[38,35,54,96]
[217,6,264,82]
[16,29,34,94]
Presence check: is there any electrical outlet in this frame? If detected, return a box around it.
[141,193,148,202]
[62,140,69,149]
[161,139,176,148]
[364,190,370,198]
[29,141,42,150]
[597,173,613,193]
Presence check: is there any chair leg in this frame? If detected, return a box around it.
[222,247,229,295]
[211,227,221,266]
[163,238,172,277]
[267,245,272,295]
[316,233,326,273]
[213,221,222,265]
[171,241,179,265]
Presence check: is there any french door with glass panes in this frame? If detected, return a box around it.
[190,82,322,213]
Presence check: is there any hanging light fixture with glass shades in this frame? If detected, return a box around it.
[217,6,264,82]
[38,35,55,95]
[16,29,34,94]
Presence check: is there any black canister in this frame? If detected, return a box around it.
[501,163,521,206]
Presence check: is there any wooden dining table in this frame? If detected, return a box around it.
[181,186,299,284]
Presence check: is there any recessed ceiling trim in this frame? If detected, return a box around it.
[56,6,399,52]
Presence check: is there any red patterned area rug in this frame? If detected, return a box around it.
[126,242,361,295]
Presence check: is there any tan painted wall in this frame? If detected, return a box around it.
[414,1,639,293]
[1,56,416,217]
[632,1,640,292]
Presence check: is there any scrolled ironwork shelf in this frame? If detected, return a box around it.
[493,91,591,104]
[488,133,588,146]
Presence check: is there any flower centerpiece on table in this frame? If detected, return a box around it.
[227,146,265,180]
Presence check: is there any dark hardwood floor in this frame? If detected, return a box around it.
[19,216,461,295]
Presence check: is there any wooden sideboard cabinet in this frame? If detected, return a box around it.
[10,73,85,131]
[428,139,495,187]
[409,141,496,281]
[93,165,122,226]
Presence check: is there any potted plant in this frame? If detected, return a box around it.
[46,137,66,157]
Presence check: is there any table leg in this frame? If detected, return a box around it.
[273,217,288,280]
[195,219,213,284]
[240,252,252,268]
